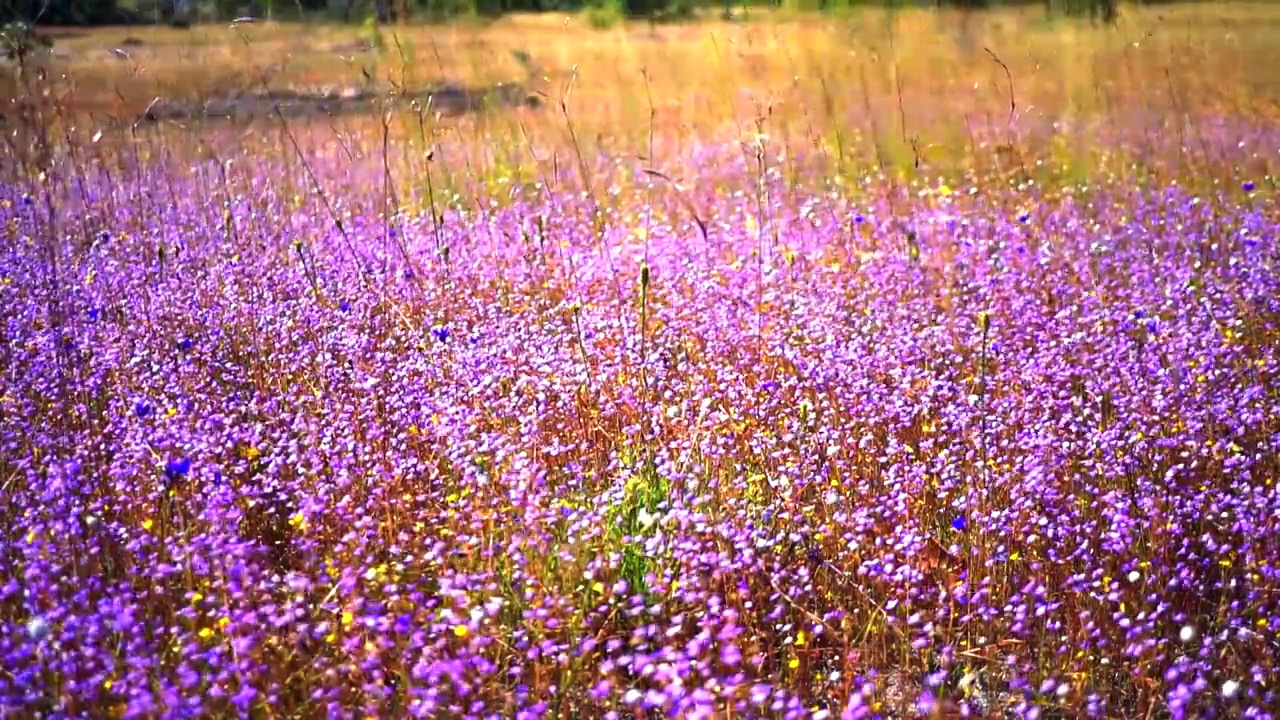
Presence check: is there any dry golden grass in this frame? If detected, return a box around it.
[4,3,1278,197]
[18,4,1280,123]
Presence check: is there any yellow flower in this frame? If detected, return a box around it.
[217,617,230,630]
[341,611,354,627]
[142,519,154,531]
[198,627,214,640]
[788,656,800,670]
[795,631,806,646]
[592,582,605,593]
[453,625,469,638]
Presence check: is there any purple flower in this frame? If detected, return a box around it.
[720,643,742,666]
[231,685,257,710]
[916,690,937,715]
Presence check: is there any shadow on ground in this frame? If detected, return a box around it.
[138,81,542,123]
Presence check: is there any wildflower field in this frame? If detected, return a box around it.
[1,3,1278,718]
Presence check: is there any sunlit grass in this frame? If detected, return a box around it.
[0,3,1277,718]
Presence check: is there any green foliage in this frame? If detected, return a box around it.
[2,0,136,24]
[625,0,693,19]
[0,0,1148,27]
[582,0,626,29]
[1044,0,1118,22]
[604,452,671,595]
[410,0,482,21]
[0,21,51,60]
[362,13,387,50]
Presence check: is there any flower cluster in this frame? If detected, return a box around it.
[0,121,1276,720]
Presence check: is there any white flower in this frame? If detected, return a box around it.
[1127,570,1141,583]
[1179,625,1196,643]
[1222,680,1240,699]
[637,508,657,529]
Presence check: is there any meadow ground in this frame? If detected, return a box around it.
[1,3,1278,718]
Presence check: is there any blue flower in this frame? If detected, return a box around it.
[165,457,191,482]
[88,308,101,321]
[1017,212,1030,224]
[339,301,351,312]
[1133,309,1146,319]
[854,214,866,224]
[761,380,778,393]
[135,401,153,419]
[432,327,449,344]
[19,194,33,207]
[1243,180,1256,193]
[177,338,194,352]
[951,516,967,532]
[1145,318,1159,335]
